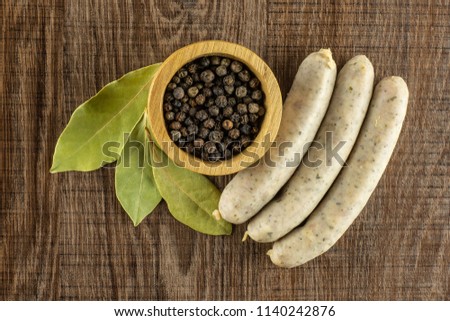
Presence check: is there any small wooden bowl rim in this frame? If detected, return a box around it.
[147,40,282,176]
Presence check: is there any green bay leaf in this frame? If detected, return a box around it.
[115,116,162,226]
[151,144,232,236]
[50,63,161,173]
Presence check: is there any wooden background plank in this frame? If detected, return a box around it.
[1,0,448,300]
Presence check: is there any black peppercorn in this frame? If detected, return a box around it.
[208,105,220,117]
[215,95,227,108]
[212,86,224,96]
[223,106,233,117]
[203,141,217,154]
[228,97,237,106]
[230,113,240,123]
[184,117,194,126]
[192,73,200,83]
[200,57,210,67]
[220,58,231,67]
[243,96,253,104]
[210,56,221,65]
[215,65,227,77]
[249,77,260,89]
[164,92,174,103]
[230,61,243,73]
[249,113,259,123]
[165,111,175,121]
[200,70,215,83]
[172,76,180,84]
[170,130,181,142]
[258,106,266,116]
[180,127,188,137]
[237,103,247,114]
[180,82,190,91]
[173,87,185,100]
[223,137,234,148]
[240,124,251,135]
[240,114,249,124]
[187,86,199,97]
[195,109,208,121]
[228,128,240,139]
[231,142,242,153]
[189,99,197,108]
[167,82,177,90]
[238,70,251,82]
[181,103,190,113]
[222,119,233,131]
[172,99,182,108]
[187,124,198,135]
[251,90,263,101]
[175,111,186,122]
[184,76,194,86]
[202,87,212,97]
[215,114,224,125]
[195,94,206,105]
[248,103,260,114]
[170,121,182,130]
[205,98,215,107]
[199,127,210,139]
[193,138,204,148]
[188,107,197,117]
[209,130,223,142]
[240,136,251,148]
[203,118,215,129]
[223,74,235,86]
[163,102,172,112]
[186,134,195,142]
[235,86,247,98]
[178,68,188,78]
[224,85,234,95]
[187,63,198,74]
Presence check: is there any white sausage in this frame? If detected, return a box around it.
[247,55,374,242]
[219,49,337,224]
[268,76,409,267]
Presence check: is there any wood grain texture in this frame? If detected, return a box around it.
[1,0,449,300]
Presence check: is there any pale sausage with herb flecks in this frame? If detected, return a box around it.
[268,76,409,268]
[247,55,374,242]
[219,49,337,224]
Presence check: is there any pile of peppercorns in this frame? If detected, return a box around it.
[163,56,265,161]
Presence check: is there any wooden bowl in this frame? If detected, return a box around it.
[147,40,282,176]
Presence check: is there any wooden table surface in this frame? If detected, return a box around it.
[1,0,449,300]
